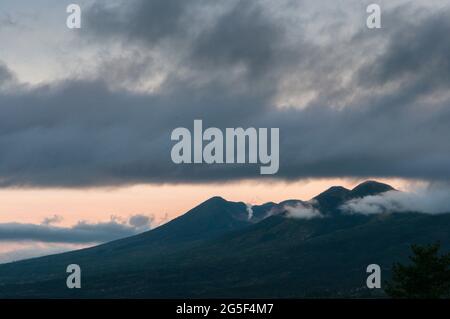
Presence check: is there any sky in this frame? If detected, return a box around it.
[0,0,449,262]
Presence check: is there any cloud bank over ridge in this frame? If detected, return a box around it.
[341,185,450,215]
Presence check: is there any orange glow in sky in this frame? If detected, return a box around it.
[0,178,409,226]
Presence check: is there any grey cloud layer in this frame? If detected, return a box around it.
[0,215,153,243]
[0,63,15,86]
[85,0,196,44]
[0,0,450,186]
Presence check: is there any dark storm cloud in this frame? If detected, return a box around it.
[1,69,450,186]
[189,1,285,78]
[0,1,450,186]
[84,0,202,45]
[0,63,14,85]
[0,215,153,243]
[357,8,450,100]
[84,0,290,84]
[0,78,271,186]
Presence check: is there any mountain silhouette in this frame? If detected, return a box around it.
[349,180,395,198]
[313,180,394,215]
[313,186,351,214]
[0,180,448,298]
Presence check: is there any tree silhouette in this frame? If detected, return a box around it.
[385,243,450,298]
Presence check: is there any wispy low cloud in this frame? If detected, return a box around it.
[0,242,87,264]
[284,201,322,219]
[0,214,154,244]
[341,187,450,215]
[245,203,254,220]
[41,214,63,226]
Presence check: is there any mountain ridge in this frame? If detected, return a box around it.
[0,180,448,298]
